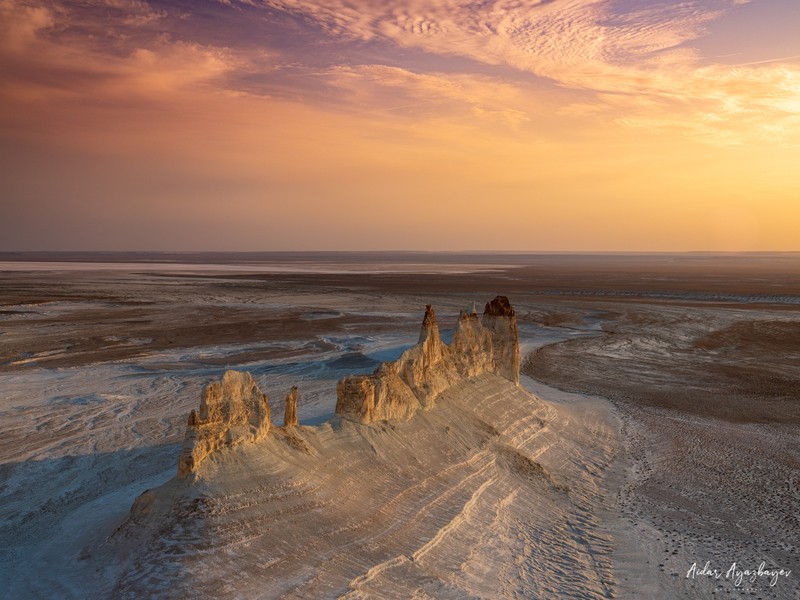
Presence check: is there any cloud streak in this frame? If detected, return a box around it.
[232,0,800,145]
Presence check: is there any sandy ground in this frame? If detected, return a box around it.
[1,256,798,598]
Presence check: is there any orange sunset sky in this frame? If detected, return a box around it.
[1,0,798,251]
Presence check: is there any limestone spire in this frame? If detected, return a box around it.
[284,386,299,427]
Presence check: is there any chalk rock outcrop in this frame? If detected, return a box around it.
[284,386,299,427]
[177,370,272,479]
[335,296,520,424]
[336,367,422,424]
[482,296,520,385]
[173,298,519,474]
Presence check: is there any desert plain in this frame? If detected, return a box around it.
[0,252,798,599]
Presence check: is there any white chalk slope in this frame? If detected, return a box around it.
[105,373,620,599]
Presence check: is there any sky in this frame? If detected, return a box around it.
[1,0,799,251]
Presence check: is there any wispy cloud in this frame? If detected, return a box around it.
[3,0,798,146]
[1,1,241,109]
[226,0,800,145]
[325,64,531,126]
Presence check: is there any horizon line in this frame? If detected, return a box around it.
[1,250,799,259]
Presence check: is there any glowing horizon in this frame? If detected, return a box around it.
[1,0,798,251]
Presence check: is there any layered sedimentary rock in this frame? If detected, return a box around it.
[482,296,520,385]
[177,370,272,479]
[111,370,622,600]
[284,386,299,427]
[101,292,631,600]
[335,296,520,424]
[336,366,422,424]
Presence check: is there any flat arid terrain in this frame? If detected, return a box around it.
[0,252,798,599]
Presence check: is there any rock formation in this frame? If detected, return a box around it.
[482,295,520,385]
[97,294,630,600]
[336,367,422,424]
[284,386,299,427]
[177,370,272,479]
[335,296,520,424]
[174,297,519,475]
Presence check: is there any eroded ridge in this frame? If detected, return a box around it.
[108,295,624,599]
[335,295,520,424]
[114,374,617,600]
